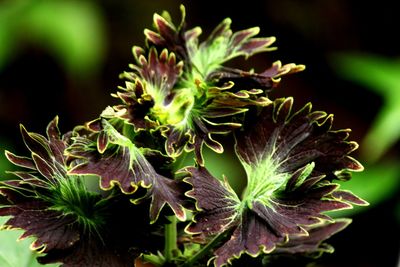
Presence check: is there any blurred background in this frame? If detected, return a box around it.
[0,0,399,266]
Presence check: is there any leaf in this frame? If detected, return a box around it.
[190,18,276,77]
[0,0,105,75]
[332,53,400,162]
[115,5,306,167]
[208,61,305,93]
[328,162,400,217]
[273,219,352,255]
[236,97,363,207]
[0,0,26,71]
[128,47,184,99]
[186,98,366,266]
[26,0,106,75]
[0,190,81,252]
[144,5,188,61]
[332,53,400,96]
[184,166,241,236]
[0,217,60,267]
[200,146,246,194]
[1,181,163,267]
[185,166,356,267]
[213,209,286,266]
[1,119,166,266]
[68,120,186,222]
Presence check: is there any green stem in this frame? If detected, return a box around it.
[164,215,178,263]
[141,253,165,266]
[181,232,226,267]
[164,152,190,263]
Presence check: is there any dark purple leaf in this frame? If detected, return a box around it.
[144,5,189,61]
[46,116,67,165]
[0,195,80,252]
[31,153,57,184]
[1,118,165,266]
[236,37,275,57]
[1,183,163,266]
[68,120,186,222]
[186,97,366,266]
[274,219,352,255]
[144,29,164,46]
[230,27,260,48]
[148,175,186,222]
[331,190,369,206]
[130,47,183,96]
[97,131,109,153]
[235,97,363,177]
[153,13,176,43]
[214,210,284,267]
[184,166,240,236]
[20,124,51,162]
[5,151,36,170]
[70,146,149,193]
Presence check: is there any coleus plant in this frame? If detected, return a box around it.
[0,5,368,267]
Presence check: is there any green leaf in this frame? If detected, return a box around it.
[0,217,60,267]
[26,1,106,75]
[0,0,25,71]
[0,142,13,181]
[332,53,400,96]
[332,53,400,162]
[0,0,105,75]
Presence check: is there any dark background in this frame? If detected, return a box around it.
[0,1,399,266]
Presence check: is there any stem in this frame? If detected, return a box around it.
[181,232,226,267]
[164,215,178,263]
[164,152,190,263]
[141,253,165,266]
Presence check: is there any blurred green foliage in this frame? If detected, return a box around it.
[0,0,106,76]
[333,53,400,163]
[0,217,59,267]
[0,141,11,181]
[332,53,400,217]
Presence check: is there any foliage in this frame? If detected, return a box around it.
[0,0,105,75]
[332,53,400,215]
[0,5,368,267]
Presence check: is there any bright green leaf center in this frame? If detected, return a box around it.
[190,36,229,77]
[152,88,195,127]
[48,175,106,234]
[241,154,290,208]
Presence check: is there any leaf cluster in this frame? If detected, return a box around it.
[0,5,367,267]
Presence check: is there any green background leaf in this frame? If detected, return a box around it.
[332,53,400,163]
[0,217,60,267]
[0,0,105,76]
